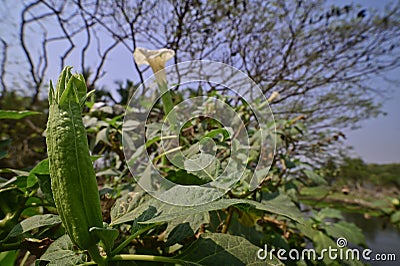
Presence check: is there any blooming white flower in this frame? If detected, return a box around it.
[267,91,280,102]
[133,47,177,127]
[133,48,175,81]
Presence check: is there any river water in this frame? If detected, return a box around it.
[343,213,400,266]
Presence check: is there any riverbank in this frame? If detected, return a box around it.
[298,184,399,218]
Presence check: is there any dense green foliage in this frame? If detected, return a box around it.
[0,1,399,264]
[321,156,400,187]
[342,159,400,187]
[0,69,398,265]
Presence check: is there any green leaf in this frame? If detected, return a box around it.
[175,233,283,265]
[314,208,343,222]
[6,214,61,239]
[110,191,148,225]
[184,154,220,182]
[130,205,159,235]
[89,226,119,255]
[37,234,85,266]
[0,250,18,265]
[202,128,230,140]
[303,170,328,186]
[0,110,40,119]
[165,169,209,185]
[112,195,303,224]
[390,211,400,224]
[36,174,54,205]
[27,159,49,188]
[165,212,207,246]
[323,221,366,246]
[209,211,265,247]
[312,231,337,264]
[312,231,364,266]
[73,73,88,104]
[95,128,111,146]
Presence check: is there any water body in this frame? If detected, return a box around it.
[343,213,400,266]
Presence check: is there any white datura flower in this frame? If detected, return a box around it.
[267,91,280,102]
[133,48,175,83]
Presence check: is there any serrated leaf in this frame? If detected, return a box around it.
[130,205,159,234]
[165,213,207,246]
[7,214,61,239]
[185,153,220,182]
[165,169,208,185]
[0,110,40,119]
[175,233,283,265]
[143,195,303,224]
[209,211,265,247]
[37,234,84,266]
[324,221,366,246]
[110,191,148,224]
[110,196,163,226]
[111,192,303,227]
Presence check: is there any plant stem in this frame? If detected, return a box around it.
[83,254,184,265]
[221,206,234,233]
[87,244,106,266]
[157,81,177,166]
[111,254,183,264]
[158,81,177,129]
[0,241,21,252]
[19,251,30,266]
[110,224,157,257]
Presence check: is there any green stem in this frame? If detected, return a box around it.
[158,81,177,130]
[83,254,184,265]
[111,254,183,264]
[110,224,157,257]
[87,244,106,266]
[19,251,30,266]
[0,241,21,252]
[158,81,177,166]
[221,206,234,234]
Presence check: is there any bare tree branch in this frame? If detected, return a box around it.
[0,39,8,99]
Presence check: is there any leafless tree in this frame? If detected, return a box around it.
[1,0,399,159]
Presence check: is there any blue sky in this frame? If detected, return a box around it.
[344,74,400,163]
[1,0,399,164]
[333,0,400,163]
